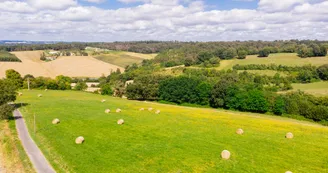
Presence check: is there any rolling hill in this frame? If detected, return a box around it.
[0,51,124,78]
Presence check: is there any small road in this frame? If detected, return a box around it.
[14,110,56,173]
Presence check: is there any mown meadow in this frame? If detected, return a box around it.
[17,90,328,173]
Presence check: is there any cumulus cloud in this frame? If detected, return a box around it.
[27,0,77,10]
[258,0,306,12]
[59,7,93,21]
[0,0,327,41]
[0,1,35,13]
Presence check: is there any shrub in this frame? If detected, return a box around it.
[75,81,88,91]
[237,50,247,59]
[258,47,270,57]
[0,104,14,120]
[101,83,113,95]
[317,64,328,80]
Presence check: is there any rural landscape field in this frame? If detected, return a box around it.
[15,90,328,173]
[0,51,128,78]
[1,0,328,173]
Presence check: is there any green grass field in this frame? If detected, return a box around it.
[94,51,157,68]
[0,51,21,62]
[218,53,328,70]
[289,81,328,96]
[16,90,328,173]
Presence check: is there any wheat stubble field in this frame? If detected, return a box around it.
[0,51,124,78]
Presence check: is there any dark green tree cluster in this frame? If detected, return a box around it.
[126,75,170,100]
[0,70,19,120]
[159,76,212,105]
[233,64,318,72]
[297,43,327,58]
[22,75,72,90]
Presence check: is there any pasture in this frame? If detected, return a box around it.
[290,81,328,96]
[218,53,328,70]
[0,51,21,62]
[16,90,328,173]
[94,51,157,67]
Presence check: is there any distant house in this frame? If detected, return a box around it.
[46,57,56,61]
[125,80,134,87]
[49,51,59,55]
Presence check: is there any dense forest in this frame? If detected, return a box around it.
[1,40,327,54]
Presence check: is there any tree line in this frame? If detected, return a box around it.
[233,64,328,83]
[1,40,327,56]
[123,69,328,124]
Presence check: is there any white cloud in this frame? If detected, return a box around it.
[0,0,328,41]
[27,0,77,10]
[0,1,35,13]
[59,7,93,21]
[258,0,306,12]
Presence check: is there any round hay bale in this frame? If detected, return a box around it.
[116,108,121,113]
[18,92,23,96]
[105,109,111,113]
[148,108,153,111]
[52,118,60,124]
[117,119,124,125]
[285,171,292,173]
[75,136,84,144]
[38,94,42,97]
[155,110,161,114]
[45,89,48,91]
[221,150,231,160]
[101,99,106,103]
[236,128,244,135]
[286,132,294,139]
[139,108,145,111]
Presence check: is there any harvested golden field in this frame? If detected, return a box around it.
[0,51,124,78]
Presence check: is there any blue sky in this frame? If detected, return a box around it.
[80,0,259,10]
[0,0,327,41]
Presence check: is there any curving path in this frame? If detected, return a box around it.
[14,110,56,173]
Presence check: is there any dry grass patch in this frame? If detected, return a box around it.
[0,120,34,173]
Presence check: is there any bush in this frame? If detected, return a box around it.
[100,83,113,95]
[237,50,247,59]
[296,70,319,83]
[317,64,328,80]
[75,81,88,91]
[258,48,270,57]
[0,104,14,120]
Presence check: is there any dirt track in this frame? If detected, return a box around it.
[0,51,124,78]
